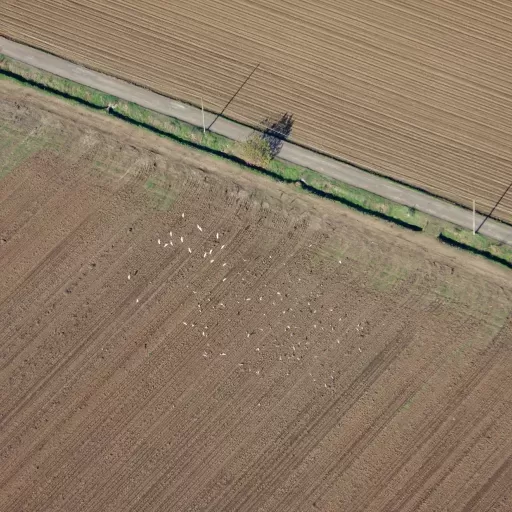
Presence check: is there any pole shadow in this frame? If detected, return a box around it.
[476,181,512,233]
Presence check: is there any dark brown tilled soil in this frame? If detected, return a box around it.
[0,84,511,511]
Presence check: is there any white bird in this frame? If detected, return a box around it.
[170,241,173,246]
[210,259,215,263]
[136,298,139,303]
[158,239,161,245]
[180,236,184,243]
[164,243,168,248]
[128,274,131,280]
[221,245,225,250]
[203,252,207,258]
[220,353,226,356]
[197,224,203,232]
[209,248,213,255]
[216,233,219,239]
[182,213,185,218]
[188,247,192,253]
[222,263,227,267]
[169,231,172,237]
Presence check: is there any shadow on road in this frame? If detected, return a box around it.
[476,181,512,233]
[261,112,294,157]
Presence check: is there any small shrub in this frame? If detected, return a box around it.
[239,134,272,167]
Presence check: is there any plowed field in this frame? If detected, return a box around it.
[1,81,512,511]
[2,0,512,223]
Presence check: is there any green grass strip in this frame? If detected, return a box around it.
[1,52,511,267]
[439,227,512,268]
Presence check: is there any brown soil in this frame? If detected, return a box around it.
[1,81,512,511]
[2,0,512,223]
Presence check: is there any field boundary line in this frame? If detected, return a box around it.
[1,37,512,266]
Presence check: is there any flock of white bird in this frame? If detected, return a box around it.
[125,212,363,391]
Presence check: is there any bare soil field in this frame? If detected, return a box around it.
[1,81,512,511]
[3,0,512,223]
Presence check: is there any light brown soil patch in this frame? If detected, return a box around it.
[2,0,512,223]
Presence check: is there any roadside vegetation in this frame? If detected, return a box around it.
[238,134,273,168]
[440,227,512,268]
[1,53,511,268]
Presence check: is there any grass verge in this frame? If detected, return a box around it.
[1,53,511,267]
[439,227,512,268]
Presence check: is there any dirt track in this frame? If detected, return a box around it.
[2,0,512,223]
[1,82,512,511]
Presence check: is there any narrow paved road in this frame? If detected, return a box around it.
[2,36,511,245]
